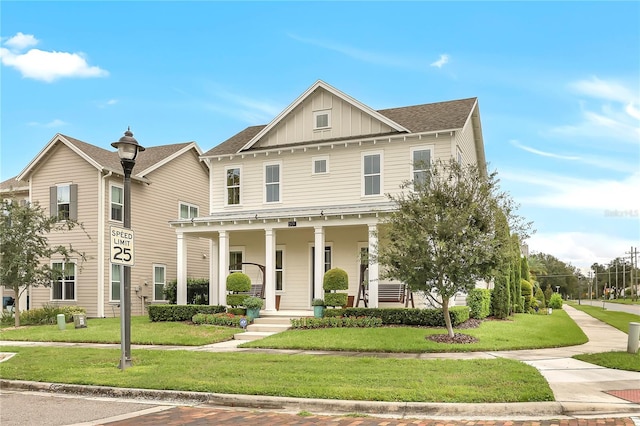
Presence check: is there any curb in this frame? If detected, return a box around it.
[2,380,640,418]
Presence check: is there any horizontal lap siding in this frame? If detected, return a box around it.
[126,150,210,312]
[29,144,100,315]
[212,135,454,213]
[454,116,478,165]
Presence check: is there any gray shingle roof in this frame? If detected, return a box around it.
[0,177,28,192]
[202,97,477,157]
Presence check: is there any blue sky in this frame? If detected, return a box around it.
[1,1,638,271]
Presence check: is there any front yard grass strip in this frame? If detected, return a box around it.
[0,346,554,403]
[567,302,640,333]
[574,352,640,372]
[0,316,237,346]
[241,310,587,352]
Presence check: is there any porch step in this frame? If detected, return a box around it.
[233,331,277,341]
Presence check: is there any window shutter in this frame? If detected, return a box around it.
[69,184,78,220]
[49,186,57,217]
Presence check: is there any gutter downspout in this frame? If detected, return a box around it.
[97,170,113,317]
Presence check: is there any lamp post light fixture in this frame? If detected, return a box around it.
[111,127,145,370]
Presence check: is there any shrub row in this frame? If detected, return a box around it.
[148,304,225,322]
[323,306,469,327]
[10,304,86,326]
[290,316,382,329]
[467,288,492,319]
[192,312,248,327]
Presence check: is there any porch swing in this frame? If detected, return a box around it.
[355,263,415,308]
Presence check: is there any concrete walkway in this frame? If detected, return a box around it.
[1,305,639,418]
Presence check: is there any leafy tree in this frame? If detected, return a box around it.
[491,210,512,319]
[520,256,531,282]
[377,160,523,337]
[530,253,578,297]
[0,198,86,327]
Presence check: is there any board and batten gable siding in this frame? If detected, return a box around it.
[104,148,210,311]
[211,134,455,212]
[256,88,396,149]
[28,143,101,316]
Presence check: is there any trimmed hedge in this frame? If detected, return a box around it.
[324,292,348,307]
[148,304,226,322]
[467,288,492,319]
[323,306,469,327]
[290,316,382,329]
[226,294,249,308]
[192,312,248,327]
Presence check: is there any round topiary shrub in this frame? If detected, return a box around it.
[323,268,348,291]
[226,272,251,292]
[324,292,348,308]
[520,279,533,312]
[548,293,563,309]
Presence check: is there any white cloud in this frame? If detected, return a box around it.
[569,76,637,104]
[27,119,68,128]
[502,170,640,211]
[528,231,637,271]
[4,32,39,50]
[0,32,108,82]
[430,54,449,68]
[509,139,580,160]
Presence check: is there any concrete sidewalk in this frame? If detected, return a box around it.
[1,305,639,418]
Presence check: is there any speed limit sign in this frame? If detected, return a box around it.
[110,226,135,266]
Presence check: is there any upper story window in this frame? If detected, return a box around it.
[51,260,76,301]
[312,156,329,175]
[50,184,77,221]
[313,109,331,130]
[179,202,199,219]
[110,185,123,222]
[411,146,433,187]
[265,163,281,203]
[362,152,382,196]
[226,167,241,205]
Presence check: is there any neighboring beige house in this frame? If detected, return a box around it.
[1,133,210,317]
[171,80,487,312]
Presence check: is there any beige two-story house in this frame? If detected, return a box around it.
[171,80,486,312]
[2,132,210,317]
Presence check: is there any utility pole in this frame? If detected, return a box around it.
[615,261,619,299]
[626,246,638,301]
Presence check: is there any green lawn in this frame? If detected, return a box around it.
[604,299,640,306]
[241,310,588,352]
[0,316,237,346]
[566,302,640,333]
[574,352,640,372]
[0,345,554,403]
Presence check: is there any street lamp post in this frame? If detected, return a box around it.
[111,128,144,370]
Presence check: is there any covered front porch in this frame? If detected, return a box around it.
[170,204,398,311]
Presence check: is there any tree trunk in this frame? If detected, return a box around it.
[442,297,454,337]
[14,294,21,328]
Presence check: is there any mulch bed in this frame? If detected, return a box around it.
[425,318,482,344]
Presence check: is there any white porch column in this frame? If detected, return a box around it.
[264,228,277,312]
[314,226,325,303]
[209,238,219,305]
[368,224,379,308]
[218,231,228,306]
[176,232,187,305]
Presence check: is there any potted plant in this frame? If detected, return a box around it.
[311,298,325,318]
[243,296,264,320]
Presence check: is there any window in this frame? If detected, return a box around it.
[312,156,329,175]
[226,167,241,205]
[111,264,122,301]
[276,248,284,291]
[265,163,280,203]
[153,265,166,301]
[111,185,123,222]
[229,250,243,272]
[411,147,432,186]
[362,152,382,196]
[313,110,331,129]
[50,184,77,220]
[179,202,199,219]
[51,261,76,301]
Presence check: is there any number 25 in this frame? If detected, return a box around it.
[114,247,132,262]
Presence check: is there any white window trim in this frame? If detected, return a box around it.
[110,183,123,223]
[110,263,122,302]
[229,246,245,273]
[313,109,331,130]
[276,245,285,293]
[153,264,167,302]
[50,259,77,302]
[179,201,199,219]
[361,151,384,197]
[263,161,282,204]
[410,144,435,189]
[56,182,72,220]
[225,165,242,207]
[312,155,329,175]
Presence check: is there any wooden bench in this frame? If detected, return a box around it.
[378,283,406,303]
